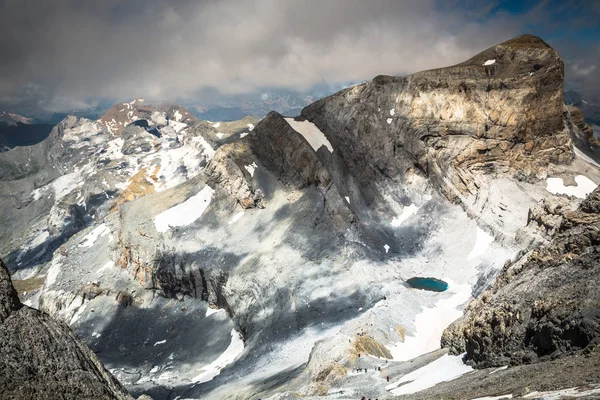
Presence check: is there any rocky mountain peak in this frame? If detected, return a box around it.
[97,100,198,135]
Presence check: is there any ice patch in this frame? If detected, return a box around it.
[391,204,419,227]
[79,224,110,248]
[240,132,249,138]
[387,118,393,124]
[205,307,223,317]
[483,59,496,66]
[229,211,245,225]
[546,175,597,199]
[153,340,167,346]
[386,353,473,395]
[388,281,471,361]
[471,395,513,400]
[467,226,494,260]
[154,186,214,232]
[574,146,600,168]
[244,162,257,177]
[284,118,333,153]
[212,122,221,128]
[390,108,395,116]
[247,123,254,131]
[191,329,244,384]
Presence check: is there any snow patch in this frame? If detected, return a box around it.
[345,196,350,204]
[483,59,496,66]
[390,108,395,116]
[391,204,419,227]
[388,281,471,361]
[386,353,473,395]
[79,224,110,248]
[240,132,249,138]
[387,118,393,124]
[212,122,221,128]
[216,132,224,139]
[546,175,597,199]
[244,162,257,177]
[174,110,182,122]
[471,395,513,400]
[154,186,214,232]
[247,123,254,131]
[384,244,390,253]
[467,226,494,260]
[153,340,167,346]
[229,211,245,225]
[191,329,244,384]
[284,118,333,153]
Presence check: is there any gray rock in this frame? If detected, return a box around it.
[0,258,133,399]
[442,187,600,367]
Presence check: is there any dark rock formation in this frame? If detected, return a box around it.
[249,112,332,189]
[442,187,600,367]
[301,34,573,200]
[0,258,133,400]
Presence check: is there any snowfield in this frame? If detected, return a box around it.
[154,186,214,232]
[284,118,334,153]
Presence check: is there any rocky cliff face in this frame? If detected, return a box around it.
[442,187,600,367]
[303,34,572,202]
[0,258,133,400]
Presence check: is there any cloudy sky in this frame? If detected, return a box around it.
[1,0,599,115]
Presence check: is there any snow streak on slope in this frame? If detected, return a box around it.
[154,186,214,232]
[388,281,471,361]
[284,118,334,153]
[467,227,494,260]
[191,329,244,384]
[386,353,473,395]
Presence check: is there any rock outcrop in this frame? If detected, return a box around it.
[302,34,573,201]
[442,187,600,367]
[0,258,133,400]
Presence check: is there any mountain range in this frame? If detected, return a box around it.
[1,34,600,400]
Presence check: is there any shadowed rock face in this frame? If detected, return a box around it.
[301,34,573,201]
[0,258,133,400]
[442,187,600,368]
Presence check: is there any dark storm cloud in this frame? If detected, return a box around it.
[0,0,597,113]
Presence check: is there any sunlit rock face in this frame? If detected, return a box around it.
[302,34,572,201]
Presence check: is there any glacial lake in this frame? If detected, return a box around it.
[406,277,449,292]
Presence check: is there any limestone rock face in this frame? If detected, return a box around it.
[441,187,600,367]
[0,258,133,400]
[302,34,573,200]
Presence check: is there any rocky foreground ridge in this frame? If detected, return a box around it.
[442,186,600,366]
[0,258,133,400]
